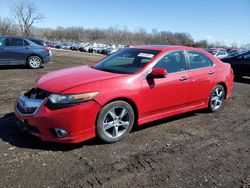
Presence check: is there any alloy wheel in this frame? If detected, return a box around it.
[102,107,131,139]
[29,57,41,68]
[210,87,224,110]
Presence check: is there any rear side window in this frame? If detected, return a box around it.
[0,37,6,46]
[30,39,44,46]
[187,51,214,70]
[24,40,30,46]
[217,51,226,56]
[154,51,186,73]
[9,38,24,46]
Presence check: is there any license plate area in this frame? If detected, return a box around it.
[16,120,41,135]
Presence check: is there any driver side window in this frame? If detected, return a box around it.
[154,51,186,73]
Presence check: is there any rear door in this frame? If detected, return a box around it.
[186,50,216,105]
[0,37,8,65]
[6,37,29,65]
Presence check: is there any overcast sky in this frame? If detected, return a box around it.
[1,0,250,45]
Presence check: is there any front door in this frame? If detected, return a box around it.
[141,51,189,119]
[6,37,27,65]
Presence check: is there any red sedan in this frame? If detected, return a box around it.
[15,46,234,143]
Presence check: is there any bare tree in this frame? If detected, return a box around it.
[0,18,12,35]
[11,0,44,36]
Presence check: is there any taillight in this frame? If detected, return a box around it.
[44,47,49,51]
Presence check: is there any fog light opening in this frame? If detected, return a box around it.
[54,128,69,138]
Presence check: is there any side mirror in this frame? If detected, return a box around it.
[147,68,167,79]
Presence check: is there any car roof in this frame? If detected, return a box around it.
[129,45,203,52]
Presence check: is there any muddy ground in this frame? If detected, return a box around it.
[0,49,249,188]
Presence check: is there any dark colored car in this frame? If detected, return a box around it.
[79,46,86,52]
[221,51,250,77]
[54,43,63,49]
[0,36,51,69]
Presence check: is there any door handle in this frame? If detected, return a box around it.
[208,70,215,75]
[179,76,189,81]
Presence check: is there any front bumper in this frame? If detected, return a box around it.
[15,95,101,143]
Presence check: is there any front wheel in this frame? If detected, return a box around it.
[208,85,225,112]
[96,101,135,143]
[27,56,42,69]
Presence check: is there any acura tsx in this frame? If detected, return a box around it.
[15,45,234,143]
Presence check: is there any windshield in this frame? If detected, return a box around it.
[93,48,160,74]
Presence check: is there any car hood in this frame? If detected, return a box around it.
[36,66,124,93]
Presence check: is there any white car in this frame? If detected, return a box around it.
[214,51,228,59]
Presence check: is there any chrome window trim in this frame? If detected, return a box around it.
[143,50,216,80]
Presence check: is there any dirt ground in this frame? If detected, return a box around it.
[0,49,249,188]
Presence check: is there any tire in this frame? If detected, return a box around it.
[208,84,225,112]
[96,101,135,143]
[27,56,42,69]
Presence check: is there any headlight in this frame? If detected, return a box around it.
[47,92,99,109]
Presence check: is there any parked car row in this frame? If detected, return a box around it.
[221,51,250,77]
[46,41,128,55]
[203,47,250,77]
[203,47,249,59]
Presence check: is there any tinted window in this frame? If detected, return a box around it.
[24,40,30,46]
[30,39,44,46]
[217,52,225,56]
[9,38,24,46]
[154,51,186,73]
[188,51,214,69]
[0,37,6,46]
[94,48,160,74]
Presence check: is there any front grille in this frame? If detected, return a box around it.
[16,88,48,115]
[16,102,37,114]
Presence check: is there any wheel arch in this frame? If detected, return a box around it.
[97,97,139,125]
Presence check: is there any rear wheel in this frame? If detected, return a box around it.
[208,85,225,112]
[27,56,42,69]
[96,101,135,143]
